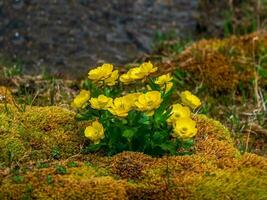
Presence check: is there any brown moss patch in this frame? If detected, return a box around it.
[0,86,13,104]
[160,31,267,92]
[110,151,154,180]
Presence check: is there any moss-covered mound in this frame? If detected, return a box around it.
[0,103,84,167]
[1,103,266,199]
[160,31,267,92]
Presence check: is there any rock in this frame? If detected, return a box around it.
[0,0,198,78]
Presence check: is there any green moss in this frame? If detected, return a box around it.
[193,168,267,200]
[0,137,27,165]
[0,103,266,199]
[0,103,84,167]
[194,114,233,142]
[0,162,127,200]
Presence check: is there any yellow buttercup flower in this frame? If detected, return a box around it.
[154,73,173,92]
[104,70,119,86]
[120,67,146,84]
[172,117,197,139]
[89,95,113,110]
[108,97,132,117]
[71,90,90,108]
[84,120,105,144]
[155,73,173,85]
[135,91,162,116]
[139,61,158,76]
[180,90,201,110]
[119,73,134,84]
[120,61,157,84]
[167,103,191,124]
[88,63,113,82]
[123,92,142,109]
[164,82,173,93]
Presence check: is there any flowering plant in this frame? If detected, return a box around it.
[72,62,201,156]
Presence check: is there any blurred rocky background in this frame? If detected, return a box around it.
[0,0,266,78]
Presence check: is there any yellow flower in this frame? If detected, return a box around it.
[119,61,157,84]
[155,73,173,85]
[71,90,90,108]
[172,117,197,139]
[139,61,158,76]
[135,91,162,116]
[164,82,173,93]
[180,90,201,110]
[88,63,113,82]
[154,73,173,92]
[119,73,134,84]
[167,103,191,124]
[84,120,104,144]
[104,70,119,86]
[123,93,142,109]
[120,67,146,84]
[89,95,113,110]
[108,97,132,117]
[128,67,146,80]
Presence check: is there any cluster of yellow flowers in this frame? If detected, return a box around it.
[88,63,119,86]
[167,90,201,139]
[119,61,158,84]
[72,91,162,143]
[89,91,162,117]
[72,62,202,144]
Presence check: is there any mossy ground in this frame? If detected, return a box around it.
[152,31,267,156]
[0,102,266,199]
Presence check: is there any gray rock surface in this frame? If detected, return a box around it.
[0,0,198,78]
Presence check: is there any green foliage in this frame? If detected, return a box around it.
[12,175,24,184]
[75,65,199,157]
[51,147,61,159]
[46,175,53,184]
[67,161,78,168]
[55,165,68,175]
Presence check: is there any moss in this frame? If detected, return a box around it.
[0,162,127,200]
[192,167,267,200]
[110,152,154,180]
[0,137,26,166]
[161,31,267,92]
[1,105,267,199]
[0,103,84,167]
[0,86,13,104]
[194,114,233,142]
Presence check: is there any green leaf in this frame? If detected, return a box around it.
[182,139,194,149]
[159,142,177,155]
[148,77,161,91]
[138,113,150,125]
[122,129,135,139]
[83,143,104,153]
[258,66,267,79]
[152,131,166,144]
